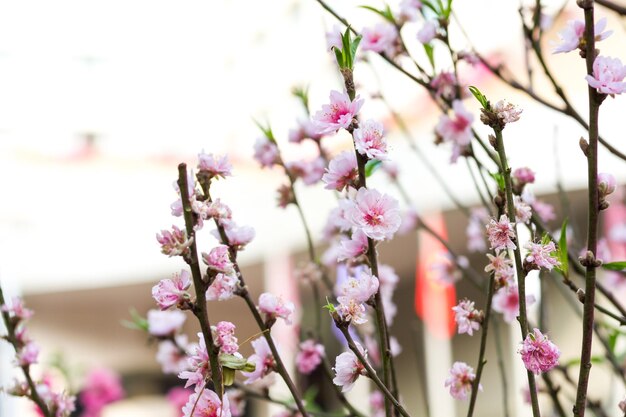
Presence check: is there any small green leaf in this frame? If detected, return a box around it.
[222,368,235,386]
[350,35,362,66]
[253,119,276,142]
[423,43,435,68]
[421,0,440,15]
[341,28,352,68]
[608,329,620,354]
[122,308,148,332]
[602,261,626,271]
[219,353,256,372]
[359,5,396,23]
[365,159,382,177]
[489,172,505,191]
[444,0,453,18]
[323,297,336,313]
[332,46,344,69]
[292,85,310,110]
[555,218,569,277]
[540,232,551,246]
[468,86,489,109]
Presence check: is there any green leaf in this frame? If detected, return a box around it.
[421,0,440,15]
[253,119,275,142]
[608,329,620,354]
[332,46,344,69]
[468,85,489,109]
[323,297,336,313]
[489,171,505,191]
[359,5,396,23]
[564,355,605,367]
[292,85,309,110]
[222,368,235,386]
[555,218,569,277]
[444,0,453,18]
[122,308,148,332]
[365,159,382,177]
[423,43,435,68]
[350,35,362,67]
[341,28,352,68]
[603,261,626,271]
[219,353,256,372]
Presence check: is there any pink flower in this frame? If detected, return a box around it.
[286,157,326,185]
[171,171,196,217]
[586,56,626,96]
[253,137,280,168]
[192,198,233,230]
[485,251,515,287]
[332,343,367,392]
[213,220,255,250]
[337,267,380,303]
[353,119,388,160]
[296,339,325,374]
[156,335,190,374]
[227,389,246,417]
[431,253,468,285]
[214,321,239,354]
[452,299,482,336]
[79,368,124,415]
[486,215,517,251]
[398,0,422,22]
[152,270,192,310]
[182,388,231,417]
[348,187,401,241]
[524,241,560,271]
[242,337,275,384]
[532,200,556,223]
[378,264,399,296]
[336,297,368,324]
[492,285,536,323]
[445,362,479,400]
[514,196,532,224]
[312,91,364,135]
[198,152,232,179]
[417,20,438,44]
[258,293,295,325]
[1,297,34,321]
[431,71,457,101]
[322,151,358,191]
[513,167,535,185]
[598,172,617,198]
[202,245,235,276]
[360,23,398,55]
[179,333,210,389]
[467,214,487,252]
[493,100,523,124]
[289,119,323,143]
[166,387,193,414]
[157,226,194,257]
[206,273,238,301]
[435,100,474,163]
[337,229,369,262]
[147,309,186,337]
[16,341,39,366]
[276,184,295,209]
[371,391,385,417]
[519,328,560,374]
[552,18,612,54]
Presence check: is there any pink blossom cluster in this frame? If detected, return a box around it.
[148,309,187,337]
[452,299,483,336]
[360,23,399,57]
[296,339,325,374]
[157,225,194,257]
[586,56,626,96]
[519,328,561,374]
[466,208,489,252]
[445,361,480,400]
[79,368,125,417]
[253,136,280,168]
[182,388,231,417]
[198,151,233,179]
[152,269,192,310]
[213,321,239,354]
[431,71,457,101]
[493,100,523,125]
[178,333,211,389]
[191,197,233,230]
[336,267,380,325]
[289,119,323,143]
[353,119,388,160]
[524,241,560,271]
[156,334,190,374]
[417,20,438,44]
[347,187,402,241]
[211,220,256,251]
[484,251,514,288]
[486,215,517,251]
[492,284,536,323]
[285,157,325,186]
[322,151,359,191]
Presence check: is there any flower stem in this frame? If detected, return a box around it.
[336,323,411,417]
[0,286,52,417]
[574,3,602,415]
[466,274,496,417]
[493,129,541,417]
[177,164,224,397]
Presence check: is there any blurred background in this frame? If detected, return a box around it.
[1,0,626,416]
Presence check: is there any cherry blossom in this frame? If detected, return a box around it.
[182,388,231,417]
[322,151,359,191]
[202,245,235,276]
[337,229,369,262]
[519,328,560,375]
[258,293,295,325]
[493,100,523,124]
[417,20,438,44]
[312,91,364,135]
[157,226,193,257]
[492,285,536,323]
[198,152,232,179]
[435,100,474,163]
[296,339,325,374]
[213,321,239,355]
[347,187,401,241]
[147,309,186,337]
[524,241,560,271]
[79,368,125,417]
[156,335,190,374]
[360,23,398,55]
[586,56,626,96]
[452,299,482,336]
[206,273,238,301]
[152,270,192,310]
[353,119,388,160]
[242,337,275,384]
[332,343,367,392]
[253,137,280,168]
[486,215,517,251]
[552,18,612,54]
[445,361,480,400]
